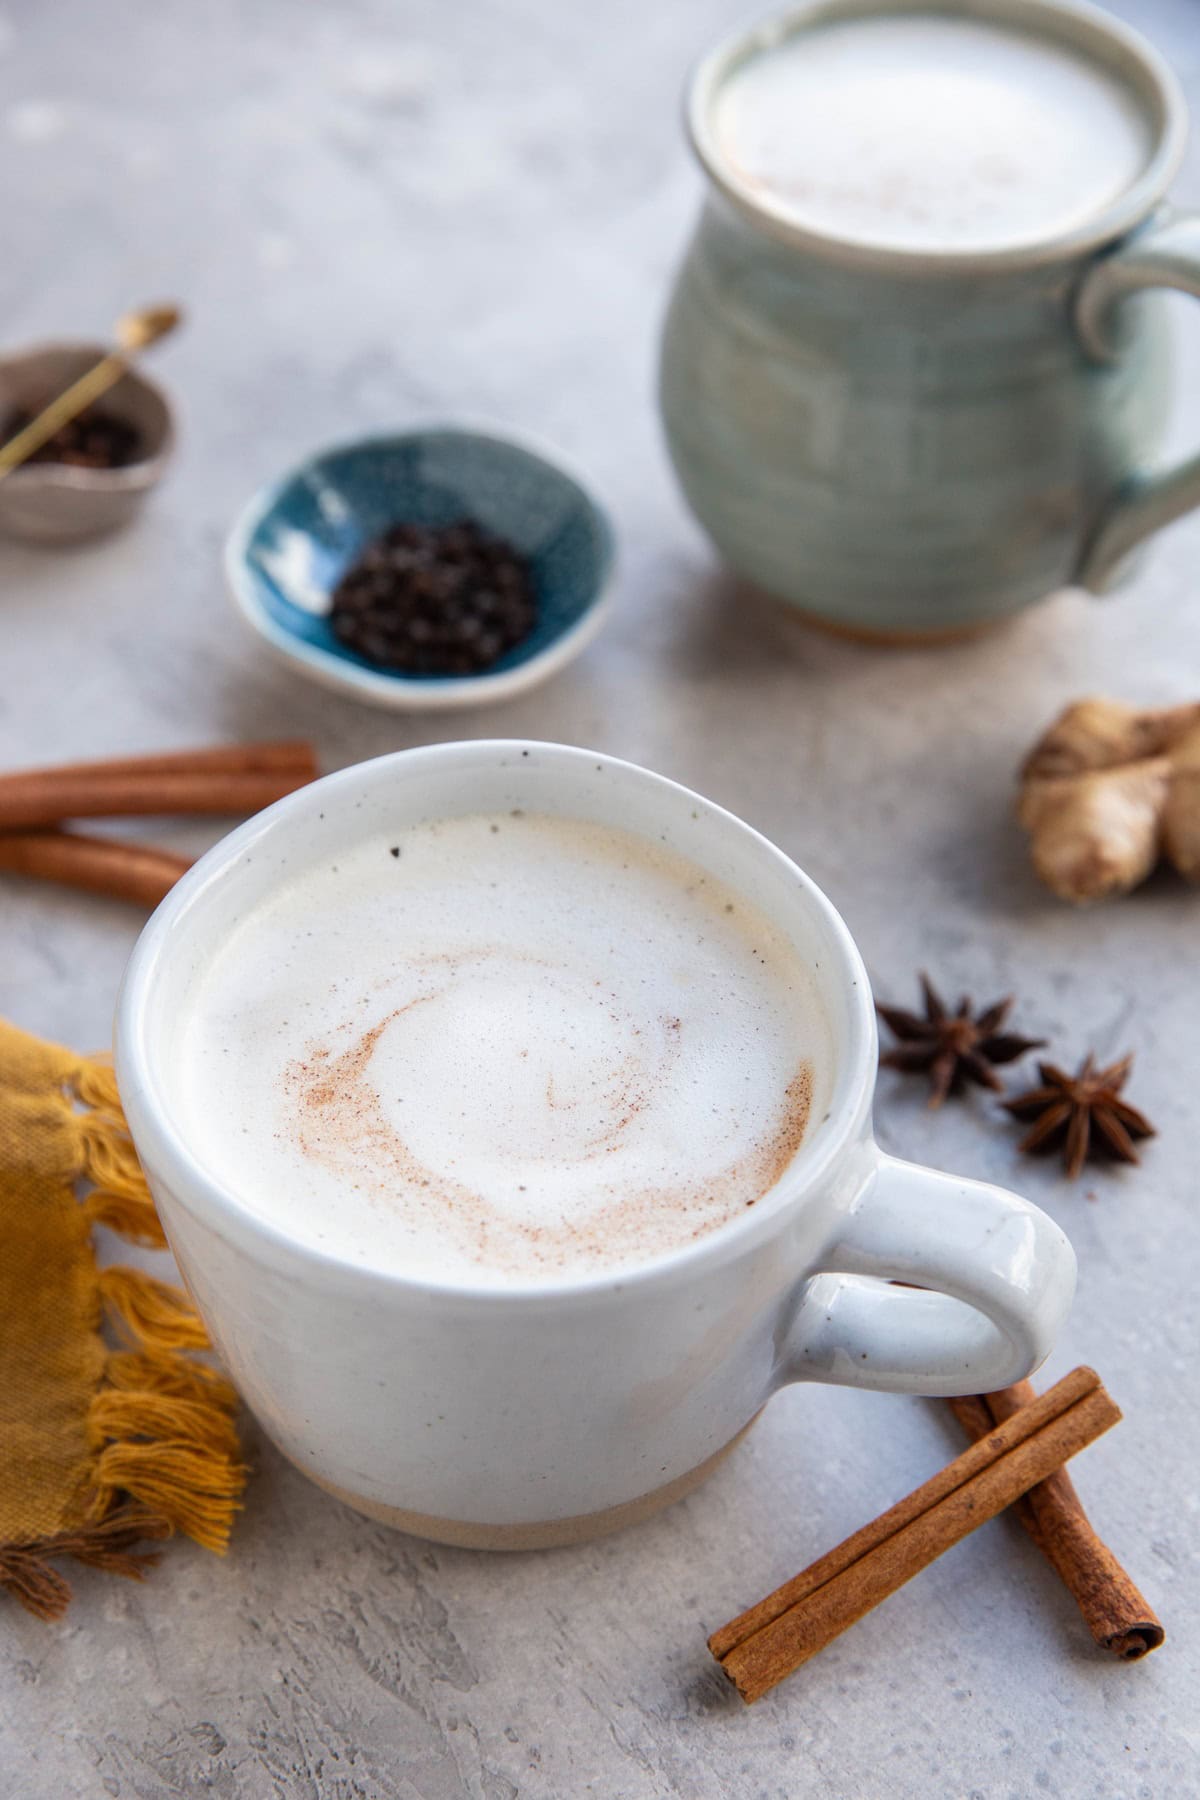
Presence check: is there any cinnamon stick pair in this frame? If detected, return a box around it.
[946,1381,1163,1660]
[710,1368,1158,1704]
[0,741,318,908]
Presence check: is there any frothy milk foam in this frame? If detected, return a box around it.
[714,12,1152,255]
[174,813,832,1285]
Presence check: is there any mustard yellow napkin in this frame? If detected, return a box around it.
[0,1018,243,1619]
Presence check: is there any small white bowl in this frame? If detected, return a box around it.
[0,341,174,543]
[224,425,615,711]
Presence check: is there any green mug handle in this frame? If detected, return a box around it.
[1075,212,1200,593]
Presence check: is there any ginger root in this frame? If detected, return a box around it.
[1018,697,1200,902]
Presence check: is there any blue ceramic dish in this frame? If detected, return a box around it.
[225,426,614,709]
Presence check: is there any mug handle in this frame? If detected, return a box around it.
[784,1152,1076,1396]
[1075,213,1200,592]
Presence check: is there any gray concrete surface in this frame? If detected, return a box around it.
[2,0,1199,1794]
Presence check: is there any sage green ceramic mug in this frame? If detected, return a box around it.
[660,0,1200,640]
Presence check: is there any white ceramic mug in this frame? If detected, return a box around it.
[116,742,1076,1549]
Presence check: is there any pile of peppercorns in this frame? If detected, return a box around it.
[2,405,143,469]
[329,518,538,677]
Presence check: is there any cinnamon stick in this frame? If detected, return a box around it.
[0,829,190,908]
[0,768,311,831]
[947,1381,1163,1660]
[39,741,318,781]
[710,1367,1119,1703]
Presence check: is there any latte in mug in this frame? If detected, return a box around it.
[174,811,833,1284]
[714,10,1153,254]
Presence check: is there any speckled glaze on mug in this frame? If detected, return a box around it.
[660,0,1200,639]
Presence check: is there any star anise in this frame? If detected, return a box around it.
[877,973,1045,1110]
[1003,1053,1156,1181]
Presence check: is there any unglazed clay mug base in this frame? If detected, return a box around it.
[116,743,1076,1548]
[660,0,1200,638]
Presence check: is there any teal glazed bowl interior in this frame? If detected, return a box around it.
[226,427,614,710]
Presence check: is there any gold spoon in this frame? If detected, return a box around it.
[0,302,182,481]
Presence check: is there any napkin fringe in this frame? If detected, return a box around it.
[0,1506,170,1623]
[0,1053,244,1620]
